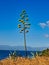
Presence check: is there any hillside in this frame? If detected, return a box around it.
[0,56,49,65]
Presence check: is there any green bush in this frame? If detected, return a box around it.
[41,48,49,56]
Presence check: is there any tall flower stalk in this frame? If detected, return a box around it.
[18,10,31,57]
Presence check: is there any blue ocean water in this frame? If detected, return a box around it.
[0,50,41,60]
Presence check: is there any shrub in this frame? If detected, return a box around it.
[41,48,49,56]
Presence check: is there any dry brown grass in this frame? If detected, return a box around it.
[0,56,49,65]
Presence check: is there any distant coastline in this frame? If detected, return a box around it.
[0,45,49,51]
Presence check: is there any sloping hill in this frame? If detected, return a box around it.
[0,56,49,65]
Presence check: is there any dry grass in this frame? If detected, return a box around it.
[0,56,49,65]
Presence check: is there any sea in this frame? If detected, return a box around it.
[0,50,41,60]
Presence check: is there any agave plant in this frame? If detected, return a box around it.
[31,52,35,58]
[9,51,17,60]
[18,10,31,57]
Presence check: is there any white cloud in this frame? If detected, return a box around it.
[44,34,49,38]
[39,21,49,38]
[46,21,49,27]
[39,23,46,28]
[39,20,49,28]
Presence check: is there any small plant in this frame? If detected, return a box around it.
[9,51,17,60]
[31,52,35,58]
[36,52,39,57]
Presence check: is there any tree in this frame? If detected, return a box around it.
[18,10,31,57]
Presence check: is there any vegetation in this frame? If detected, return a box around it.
[41,48,49,56]
[31,52,35,58]
[1,56,49,65]
[18,10,31,57]
[9,51,17,60]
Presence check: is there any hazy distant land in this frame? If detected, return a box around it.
[0,45,49,51]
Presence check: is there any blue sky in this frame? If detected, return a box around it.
[0,0,49,47]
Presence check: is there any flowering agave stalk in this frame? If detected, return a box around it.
[18,10,31,57]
